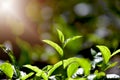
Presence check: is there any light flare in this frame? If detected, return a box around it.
[0,0,14,13]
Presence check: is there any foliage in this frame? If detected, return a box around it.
[0,62,14,78]
[0,29,120,79]
[43,40,63,57]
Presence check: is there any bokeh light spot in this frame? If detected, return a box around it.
[7,17,25,36]
[26,0,41,22]
[41,6,53,21]
[74,3,92,16]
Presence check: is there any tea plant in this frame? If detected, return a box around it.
[0,29,120,80]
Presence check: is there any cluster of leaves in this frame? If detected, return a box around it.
[0,29,120,80]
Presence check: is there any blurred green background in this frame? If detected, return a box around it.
[0,0,120,67]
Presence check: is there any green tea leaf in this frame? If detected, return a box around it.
[41,72,48,80]
[96,45,111,64]
[57,29,64,43]
[0,62,14,78]
[24,64,42,76]
[63,36,82,48]
[47,59,76,77]
[64,57,91,75]
[24,64,41,73]
[67,62,79,78]
[48,57,91,77]
[42,65,53,71]
[21,72,34,80]
[24,64,43,76]
[95,72,105,79]
[111,49,120,58]
[0,45,16,65]
[67,78,87,80]
[104,62,118,71]
[0,45,20,78]
[48,61,62,77]
[43,40,63,56]
[24,65,48,80]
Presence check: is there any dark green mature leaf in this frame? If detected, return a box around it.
[96,45,111,64]
[67,62,79,78]
[0,62,14,78]
[111,49,120,58]
[57,29,64,43]
[43,40,63,56]
[63,36,82,48]
[0,45,16,65]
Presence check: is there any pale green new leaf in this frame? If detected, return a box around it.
[0,62,14,78]
[21,72,34,80]
[67,62,79,78]
[57,29,64,43]
[48,57,91,77]
[43,40,63,56]
[63,36,82,48]
[24,65,48,80]
[75,58,91,75]
[47,58,78,77]
[95,72,105,79]
[67,78,87,80]
[111,49,120,58]
[104,62,118,71]
[48,61,62,77]
[42,65,53,71]
[96,45,111,64]
[64,57,91,75]
[24,64,41,73]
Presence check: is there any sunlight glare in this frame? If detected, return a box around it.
[1,0,13,13]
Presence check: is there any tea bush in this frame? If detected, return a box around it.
[0,29,120,80]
